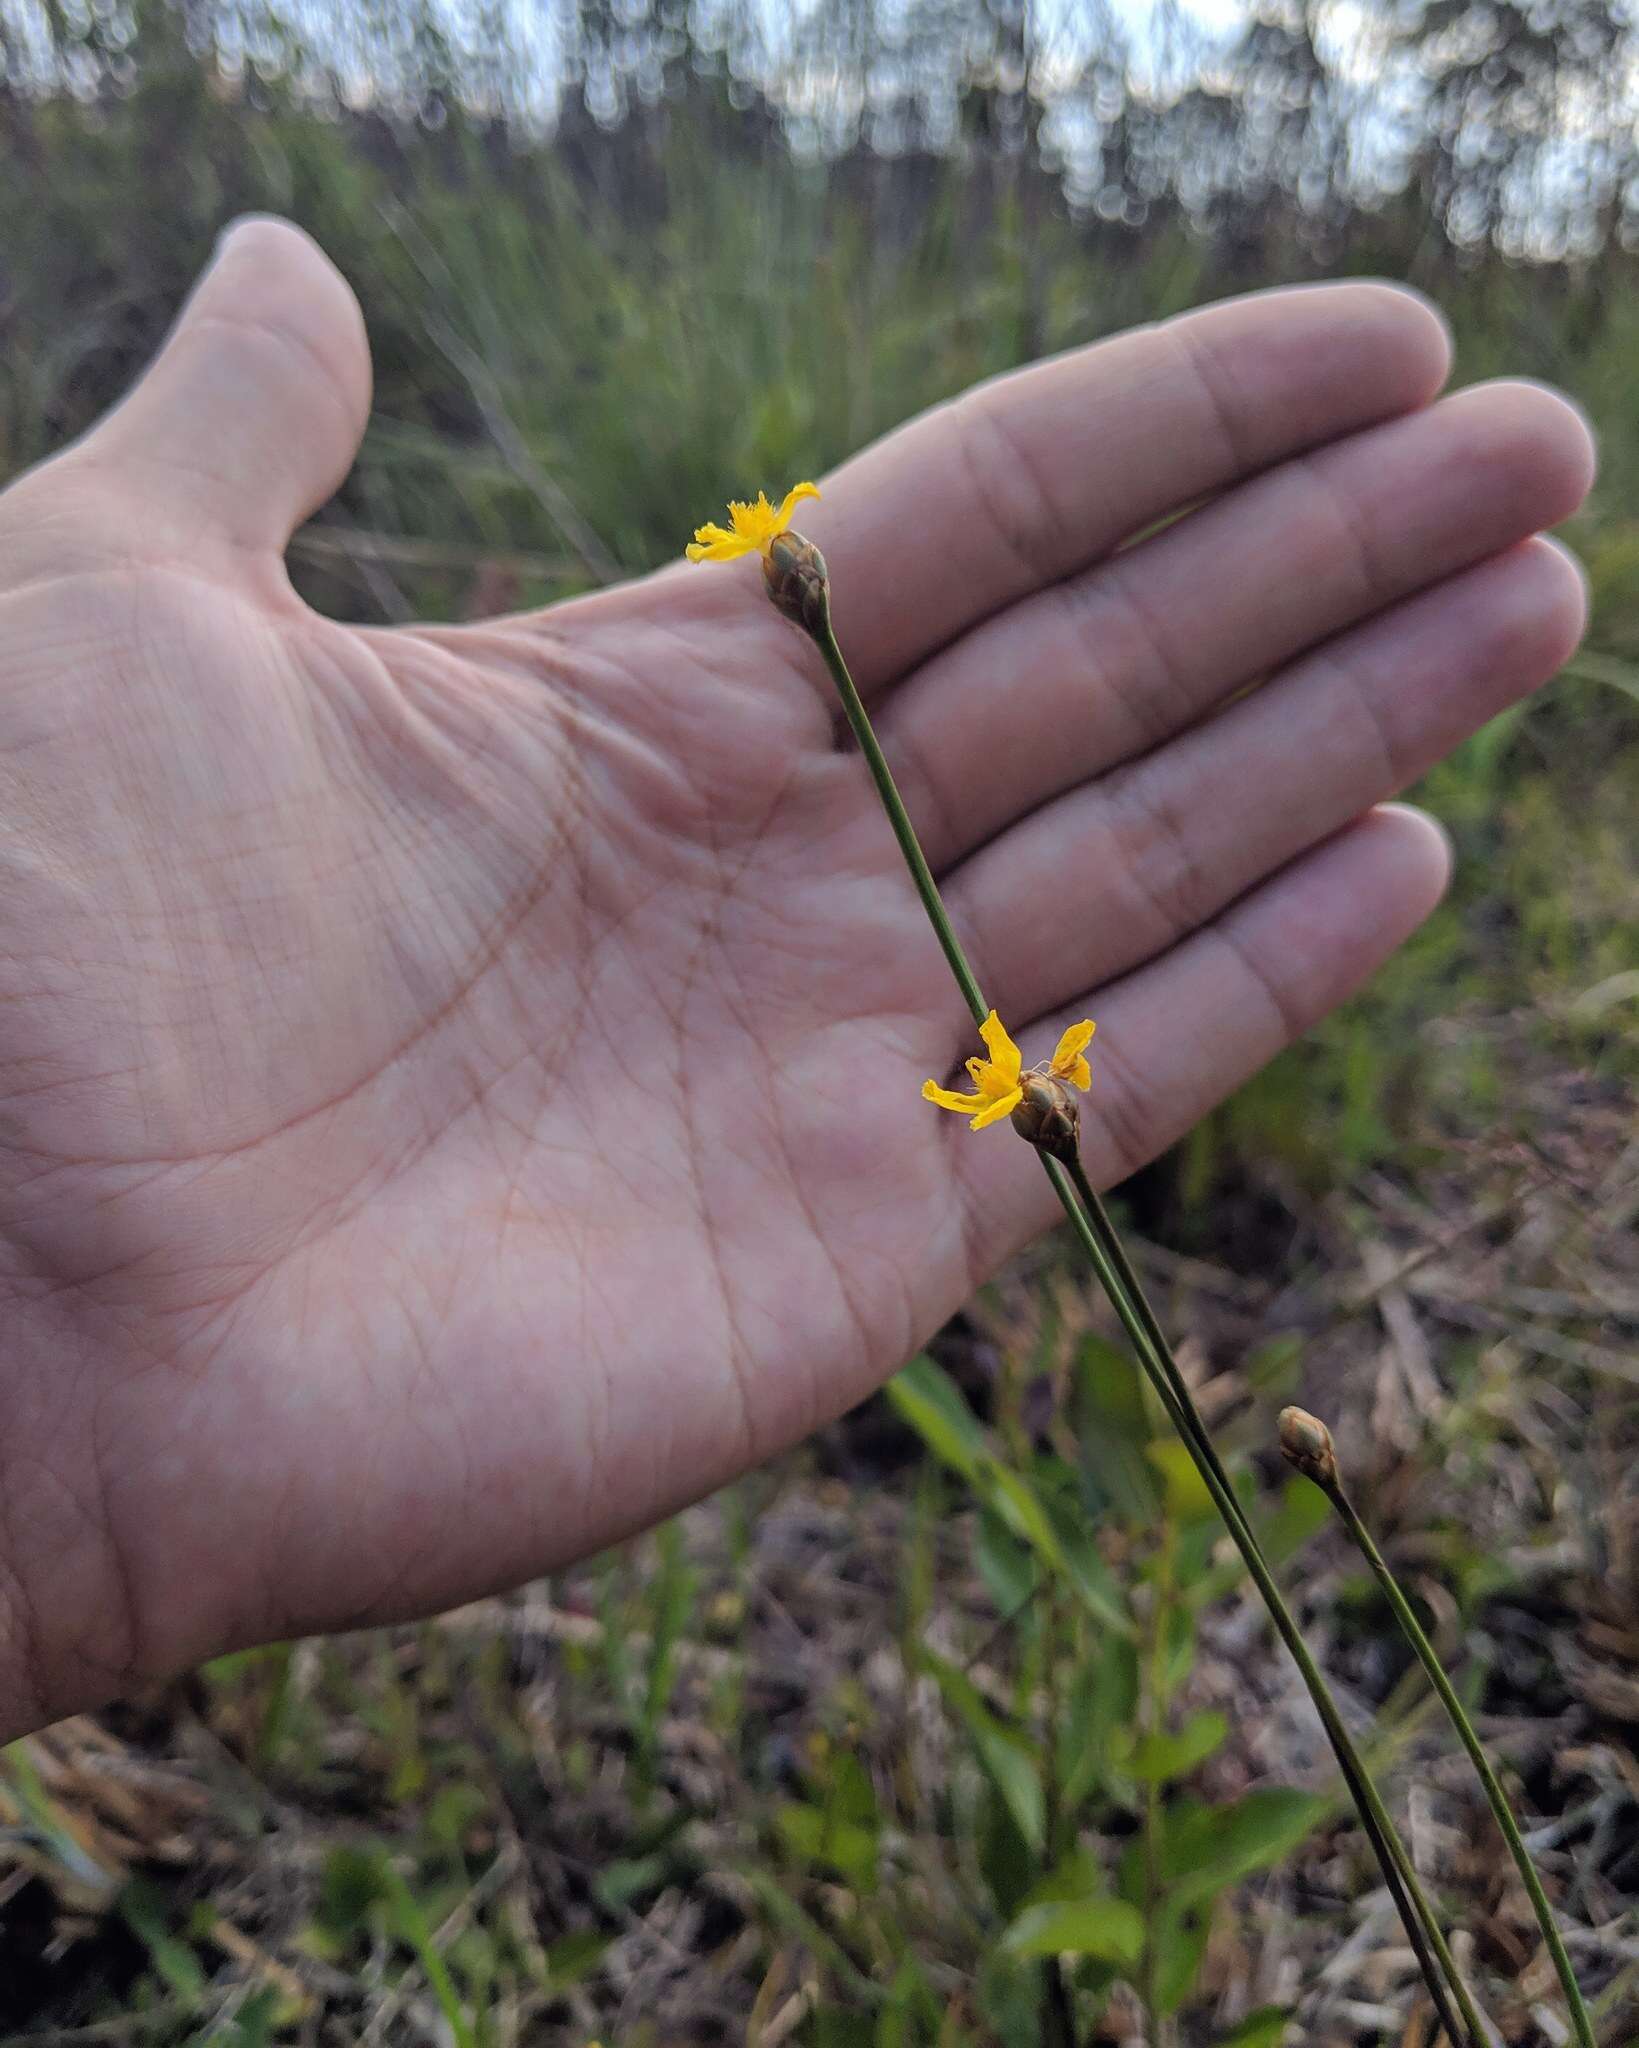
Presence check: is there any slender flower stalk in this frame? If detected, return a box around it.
[1281,1409,1597,2048]
[813,617,989,1026]
[688,493,1489,2042]
[1060,1163,1491,2041]
[1045,1158,1482,2047]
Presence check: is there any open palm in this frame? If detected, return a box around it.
[0,221,1592,1736]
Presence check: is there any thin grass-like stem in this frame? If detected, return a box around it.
[807,605,1484,2046]
[1060,1163,1488,2041]
[1327,1476,1594,2048]
[1040,1158,1482,2048]
[816,621,987,1028]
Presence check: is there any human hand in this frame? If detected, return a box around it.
[0,220,1592,1736]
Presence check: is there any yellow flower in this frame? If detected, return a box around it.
[922,1011,1096,1131]
[686,482,820,563]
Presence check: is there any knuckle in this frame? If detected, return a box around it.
[1107,761,1215,948]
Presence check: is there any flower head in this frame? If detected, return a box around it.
[922,1012,1096,1136]
[686,482,820,564]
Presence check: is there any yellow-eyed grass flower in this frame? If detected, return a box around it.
[923,1012,1094,1161]
[687,482,829,632]
[685,482,820,563]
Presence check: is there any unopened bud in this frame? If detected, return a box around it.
[1277,1406,1339,1490]
[763,530,830,636]
[1010,1071,1081,1163]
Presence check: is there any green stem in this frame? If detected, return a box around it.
[805,606,1484,2045]
[1041,1158,1482,2048]
[1328,1480,1594,2048]
[1065,1176,1489,2044]
[816,620,988,1027]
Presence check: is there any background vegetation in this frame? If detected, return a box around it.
[0,1,1635,2041]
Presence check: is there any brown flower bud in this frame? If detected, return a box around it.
[1277,1406,1339,1490]
[1010,1071,1081,1163]
[762,530,831,636]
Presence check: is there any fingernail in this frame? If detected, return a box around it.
[213,212,278,257]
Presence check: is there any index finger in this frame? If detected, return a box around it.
[806,282,1451,697]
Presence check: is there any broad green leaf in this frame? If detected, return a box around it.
[1217,2006,1292,2048]
[316,1843,390,1939]
[1152,1896,1213,2014]
[1572,967,1639,1018]
[887,1361,1053,1556]
[981,1456,1071,1575]
[976,1504,1037,1616]
[1255,1475,1333,1568]
[977,1947,1045,2048]
[592,1853,669,1910]
[1060,1637,1140,1810]
[1161,1600,1198,1702]
[886,1354,986,1485]
[3,1742,120,1904]
[978,1781,1036,1918]
[1145,1440,1218,1524]
[921,1648,1044,1852]
[542,1929,611,1989]
[204,1985,282,2046]
[1001,1897,1145,1964]
[1017,1848,1104,1905]
[889,1358,1131,1630]
[775,1802,879,1893]
[879,1956,940,2042]
[1072,1333,1160,1525]
[1127,1709,1228,1784]
[826,1749,882,1832]
[1565,649,1639,708]
[1163,1788,1331,1910]
[1242,1334,1302,1398]
[813,2011,876,2048]
[1042,1487,1131,1635]
[119,1879,208,2003]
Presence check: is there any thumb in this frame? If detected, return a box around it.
[88,216,371,559]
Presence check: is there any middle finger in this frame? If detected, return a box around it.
[876,380,1593,873]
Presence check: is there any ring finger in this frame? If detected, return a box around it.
[879,381,1593,873]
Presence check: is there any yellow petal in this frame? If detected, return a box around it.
[1050,1019,1096,1092]
[970,1087,1024,1131]
[687,522,754,563]
[965,1056,1015,1101]
[979,1010,1022,1086]
[923,1079,987,1115]
[775,480,821,528]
